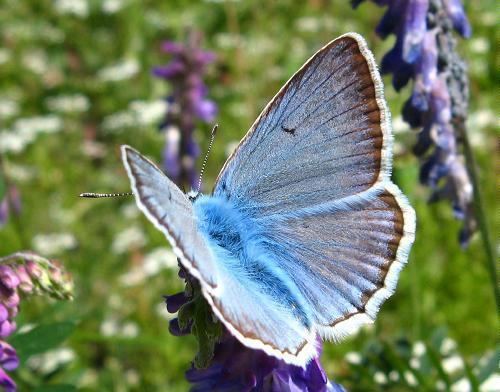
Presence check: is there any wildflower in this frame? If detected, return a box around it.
[164,265,344,391]
[153,30,217,188]
[353,0,475,246]
[0,252,73,391]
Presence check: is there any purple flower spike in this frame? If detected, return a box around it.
[355,0,476,245]
[153,30,217,189]
[184,330,344,392]
[443,0,471,37]
[0,368,16,392]
[402,0,429,63]
[0,343,18,372]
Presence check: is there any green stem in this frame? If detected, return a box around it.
[459,121,499,313]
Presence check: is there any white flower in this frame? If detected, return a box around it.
[121,322,139,338]
[100,318,139,338]
[413,341,427,357]
[21,50,49,74]
[98,59,139,82]
[125,369,140,386]
[388,371,399,382]
[393,116,411,134]
[215,33,240,49]
[102,111,135,132]
[0,49,11,65]
[410,357,420,369]
[469,37,489,54]
[451,377,470,392]
[0,99,19,119]
[345,352,362,365]
[440,338,457,355]
[0,130,29,154]
[100,318,120,337]
[481,374,500,391]
[404,371,418,387]
[102,99,166,132]
[120,202,140,219]
[32,233,77,256]
[442,355,464,374]
[119,247,177,286]
[296,17,320,33]
[374,372,387,384]
[111,226,146,254]
[102,0,124,14]
[46,94,90,113]
[143,247,178,275]
[27,348,75,374]
[0,115,63,154]
[54,0,89,17]
[130,100,166,126]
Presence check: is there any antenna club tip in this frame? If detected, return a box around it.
[211,124,218,136]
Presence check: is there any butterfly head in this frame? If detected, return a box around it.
[187,189,201,203]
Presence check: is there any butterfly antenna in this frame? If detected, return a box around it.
[79,192,133,198]
[195,124,218,194]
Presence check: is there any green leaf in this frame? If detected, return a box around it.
[10,321,77,361]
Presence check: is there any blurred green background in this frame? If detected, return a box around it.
[0,0,497,391]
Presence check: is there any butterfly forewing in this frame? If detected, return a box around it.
[214,33,392,217]
[121,146,218,289]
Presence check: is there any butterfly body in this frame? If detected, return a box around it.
[194,194,313,328]
[122,32,416,366]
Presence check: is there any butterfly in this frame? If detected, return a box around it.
[122,32,416,366]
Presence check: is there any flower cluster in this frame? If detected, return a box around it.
[153,31,217,189]
[165,265,344,392]
[0,252,73,391]
[353,0,475,246]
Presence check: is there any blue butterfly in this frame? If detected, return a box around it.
[122,33,416,366]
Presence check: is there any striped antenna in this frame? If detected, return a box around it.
[195,124,218,194]
[79,192,133,198]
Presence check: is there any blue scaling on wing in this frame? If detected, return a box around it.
[192,195,317,364]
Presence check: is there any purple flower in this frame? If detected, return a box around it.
[185,332,344,392]
[153,30,217,189]
[0,252,74,391]
[164,266,344,392]
[354,0,475,246]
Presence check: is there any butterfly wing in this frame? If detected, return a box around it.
[121,145,218,290]
[214,33,415,340]
[122,145,317,365]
